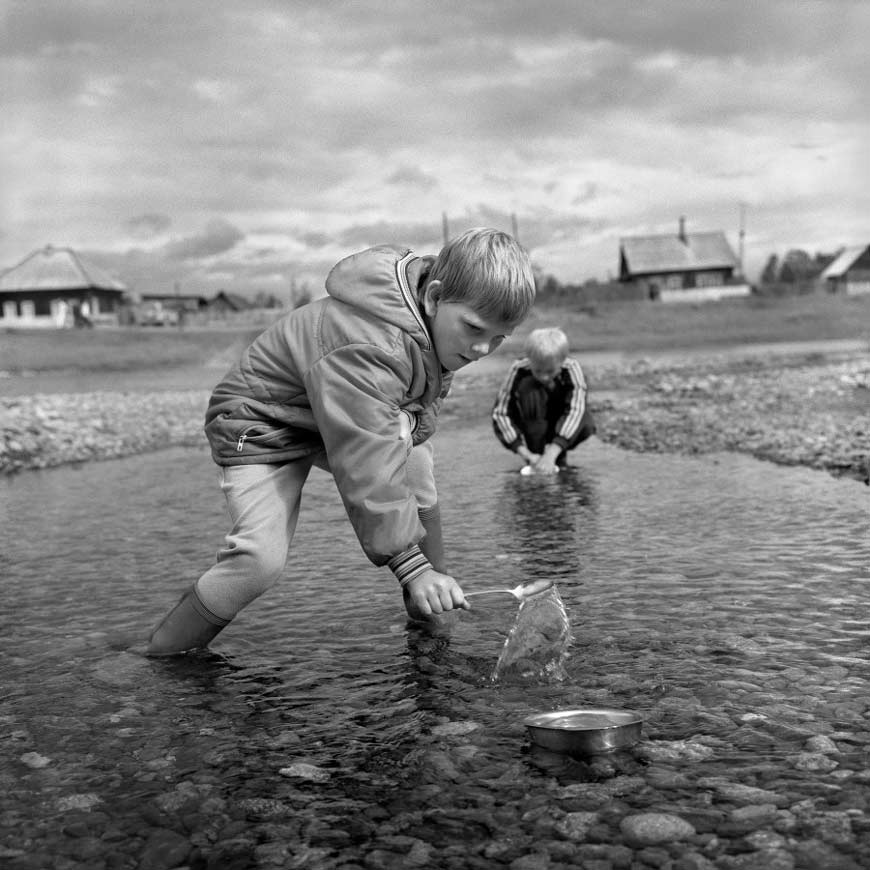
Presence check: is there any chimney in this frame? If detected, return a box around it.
[678,216,687,243]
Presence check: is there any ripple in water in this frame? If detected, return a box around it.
[2,433,870,867]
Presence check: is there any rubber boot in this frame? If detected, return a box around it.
[417,504,446,573]
[145,586,230,656]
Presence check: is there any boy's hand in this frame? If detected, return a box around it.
[531,442,562,475]
[531,457,559,475]
[518,447,541,466]
[403,569,469,620]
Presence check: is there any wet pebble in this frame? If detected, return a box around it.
[137,829,191,870]
[553,810,599,841]
[697,779,789,808]
[430,719,481,737]
[636,739,716,762]
[19,752,51,769]
[56,794,102,811]
[619,812,696,846]
[806,734,840,754]
[278,762,331,782]
[792,752,839,772]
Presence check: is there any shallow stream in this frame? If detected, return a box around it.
[1,428,869,869]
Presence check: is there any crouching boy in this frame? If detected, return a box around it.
[492,327,595,474]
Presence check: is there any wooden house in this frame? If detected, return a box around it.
[819,244,870,295]
[206,291,252,316]
[0,245,127,328]
[619,218,750,302]
[137,293,210,326]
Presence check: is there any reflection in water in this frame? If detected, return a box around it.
[493,467,599,583]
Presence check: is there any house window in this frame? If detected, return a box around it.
[695,272,721,288]
[34,297,52,316]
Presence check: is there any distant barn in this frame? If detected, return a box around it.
[137,292,209,326]
[820,244,870,295]
[0,245,127,328]
[207,290,253,316]
[619,218,750,302]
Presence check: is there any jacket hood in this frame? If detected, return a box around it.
[325,245,435,350]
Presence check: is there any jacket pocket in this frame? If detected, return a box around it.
[233,422,296,453]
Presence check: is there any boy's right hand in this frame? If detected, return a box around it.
[402,569,469,620]
[518,447,541,466]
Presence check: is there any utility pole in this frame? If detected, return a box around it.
[442,212,450,246]
[511,212,519,243]
[738,202,747,279]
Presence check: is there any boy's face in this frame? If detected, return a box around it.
[423,282,512,372]
[529,356,563,387]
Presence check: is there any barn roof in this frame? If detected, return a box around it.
[210,290,251,311]
[620,230,738,276]
[820,244,869,279]
[0,245,127,292]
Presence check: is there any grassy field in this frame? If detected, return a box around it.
[0,324,264,373]
[1,291,868,373]
[521,290,870,354]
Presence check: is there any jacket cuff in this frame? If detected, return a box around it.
[388,545,432,587]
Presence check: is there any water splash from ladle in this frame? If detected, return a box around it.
[490,583,572,683]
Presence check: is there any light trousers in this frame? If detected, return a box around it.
[195,442,437,620]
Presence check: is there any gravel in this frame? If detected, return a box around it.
[1,347,868,484]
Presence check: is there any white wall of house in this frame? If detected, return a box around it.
[0,297,106,327]
[2,298,63,327]
[660,283,752,303]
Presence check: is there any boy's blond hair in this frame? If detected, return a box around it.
[427,227,535,327]
[525,327,569,364]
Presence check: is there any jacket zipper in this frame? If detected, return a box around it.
[237,434,247,452]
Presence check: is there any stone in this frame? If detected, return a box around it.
[792,752,839,772]
[20,752,51,769]
[553,811,598,841]
[137,829,191,870]
[619,812,696,846]
[278,762,331,782]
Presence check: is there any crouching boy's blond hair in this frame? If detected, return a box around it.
[525,327,569,364]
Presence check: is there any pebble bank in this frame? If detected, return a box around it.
[1,348,868,483]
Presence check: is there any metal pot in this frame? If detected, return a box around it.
[523,708,643,755]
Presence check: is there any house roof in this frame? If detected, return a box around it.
[141,293,209,304]
[0,245,127,292]
[820,244,869,279]
[620,231,738,276]
[210,291,251,311]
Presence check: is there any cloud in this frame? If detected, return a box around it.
[2,0,868,290]
[126,213,172,239]
[162,219,245,262]
[386,165,439,190]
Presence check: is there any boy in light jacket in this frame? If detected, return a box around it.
[146,228,536,654]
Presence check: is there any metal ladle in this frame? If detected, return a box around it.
[465,578,554,602]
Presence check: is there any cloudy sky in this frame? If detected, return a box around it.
[2,0,867,300]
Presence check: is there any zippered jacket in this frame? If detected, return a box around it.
[492,357,589,451]
[204,245,449,567]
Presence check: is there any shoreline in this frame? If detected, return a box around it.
[1,345,868,484]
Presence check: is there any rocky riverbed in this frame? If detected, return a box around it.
[1,346,868,484]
